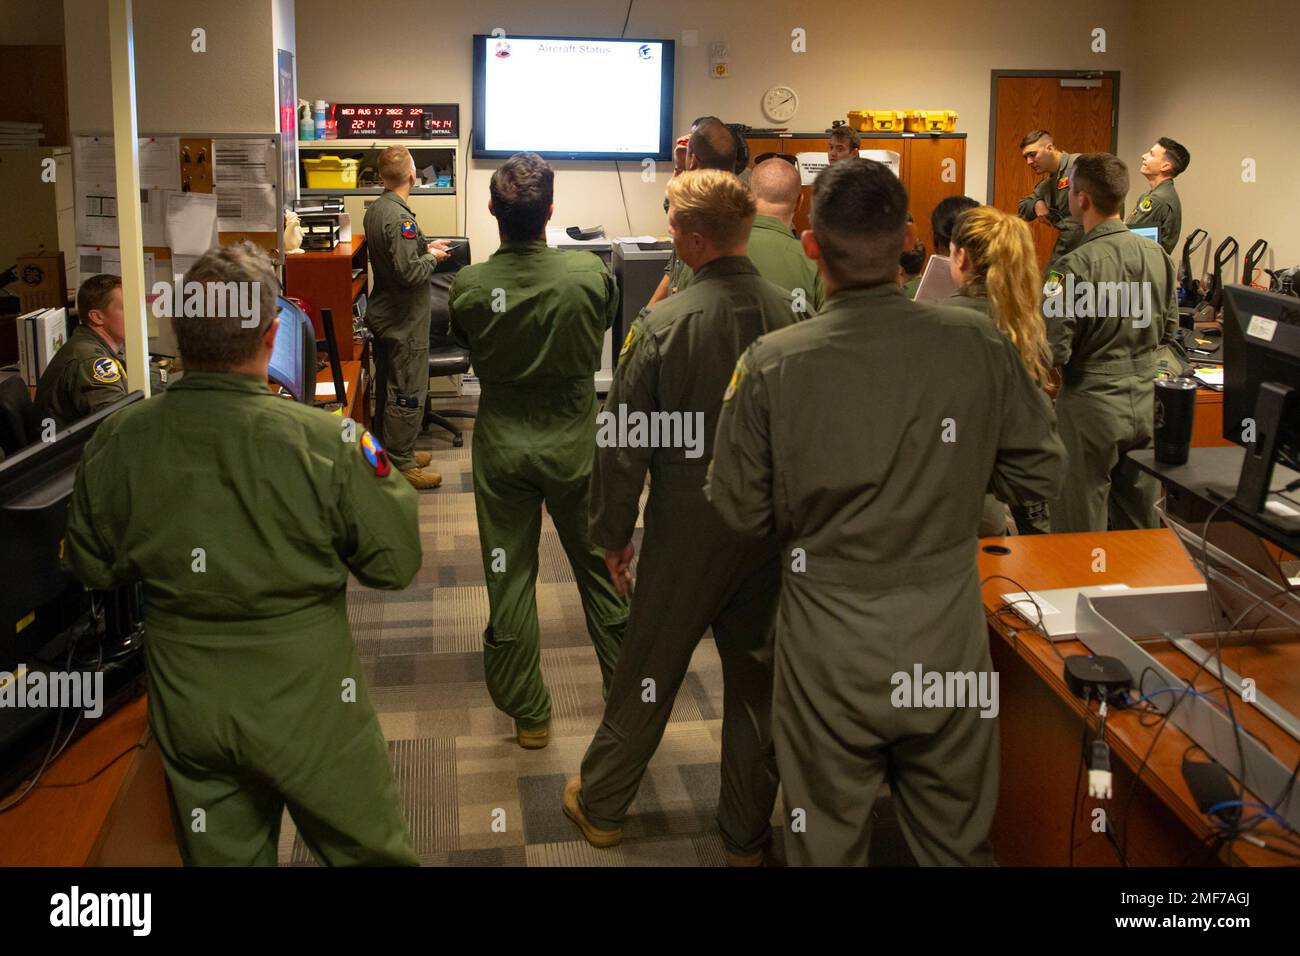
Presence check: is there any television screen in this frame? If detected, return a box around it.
[472,34,675,162]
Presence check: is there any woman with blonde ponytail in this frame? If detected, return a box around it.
[947,206,1055,535]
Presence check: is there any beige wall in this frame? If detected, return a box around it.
[294,0,1142,254]
[63,0,279,134]
[1131,0,1300,269]
[1,0,64,45]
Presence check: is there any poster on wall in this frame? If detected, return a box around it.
[277,48,298,207]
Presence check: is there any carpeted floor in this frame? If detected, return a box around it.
[277,397,913,866]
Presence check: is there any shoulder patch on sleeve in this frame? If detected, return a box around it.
[400,219,418,240]
[723,354,748,403]
[1056,176,1070,190]
[91,357,122,384]
[1043,271,1065,297]
[1138,196,1154,212]
[359,429,392,477]
[619,321,642,359]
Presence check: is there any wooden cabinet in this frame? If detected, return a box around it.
[744,133,967,256]
[282,236,367,361]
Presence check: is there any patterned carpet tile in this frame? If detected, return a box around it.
[282,402,910,866]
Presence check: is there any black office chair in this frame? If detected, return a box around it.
[0,373,43,457]
[424,238,475,447]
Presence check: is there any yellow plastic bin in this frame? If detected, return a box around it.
[848,110,909,133]
[904,110,959,133]
[303,155,359,189]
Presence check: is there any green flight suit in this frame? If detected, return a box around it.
[948,286,1053,536]
[902,275,922,300]
[664,250,693,296]
[449,240,629,729]
[1125,178,1182,255]
[579,256,796,856]
[707,283,1065,866]
[745,214,823,315]
[1017,151,1082,269]
[364,190,439,470]
[35,326,128,429]
[1044,218,1179,533]
[64,372,421,866]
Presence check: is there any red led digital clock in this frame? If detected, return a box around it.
[334,104,458,139]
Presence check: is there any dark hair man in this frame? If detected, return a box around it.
[1016,129,1083,268]
[1044,152,1179,533]
[826,124,862,164]
[1125,137,1190,255]
[706,159,1064,866]
[448,153,629,750]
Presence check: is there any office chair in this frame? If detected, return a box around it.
[424,238,475,447]
[0,373,43,457]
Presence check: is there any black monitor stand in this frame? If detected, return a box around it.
[1206,380,1300,533]
[316,307,348,409]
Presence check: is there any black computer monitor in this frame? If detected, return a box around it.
[267,296,316,403]
[0,392,144,671]
[1219,285,1300,520]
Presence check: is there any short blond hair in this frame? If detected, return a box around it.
[377,145,414,187]
[666,169,755,248]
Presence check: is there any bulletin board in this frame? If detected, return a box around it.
[71,132,283,289]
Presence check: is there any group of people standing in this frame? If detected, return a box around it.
[58,113,1193,866]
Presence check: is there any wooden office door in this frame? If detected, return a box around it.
[991,74,1116,270]
[906,137,966,255]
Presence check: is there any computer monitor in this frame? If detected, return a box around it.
[1129,225,1160,245]
[0,392,144,670]
[1218,285,1300,522]
[267,296,316,403]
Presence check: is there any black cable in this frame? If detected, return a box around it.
[1068,692,1089,868]
[980,573,1065,662]
[1118,576,1298,860]
[36,743,146,789]
[619,0,634,36]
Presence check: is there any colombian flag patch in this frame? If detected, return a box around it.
[360,429,392,477]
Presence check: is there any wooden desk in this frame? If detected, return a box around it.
[283,237,368,361]
[0,694,180,866]
[980,529,1300,865]
[1194,386,1232,448]
[317,357,368,427]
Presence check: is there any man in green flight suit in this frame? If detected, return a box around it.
[36,274,129,429]
[64,243,420,866]
[1045,152,1179,533]
[747,157,822,315]
[448,153,628,750]
[1126,137,1189,256]
[564,169,797,865]
[1017,129,1082,269]
[363,145,451,490]
[645,117,739,307]
[707,159,1066,866]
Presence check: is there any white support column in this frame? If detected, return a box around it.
[107,0,150,397]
